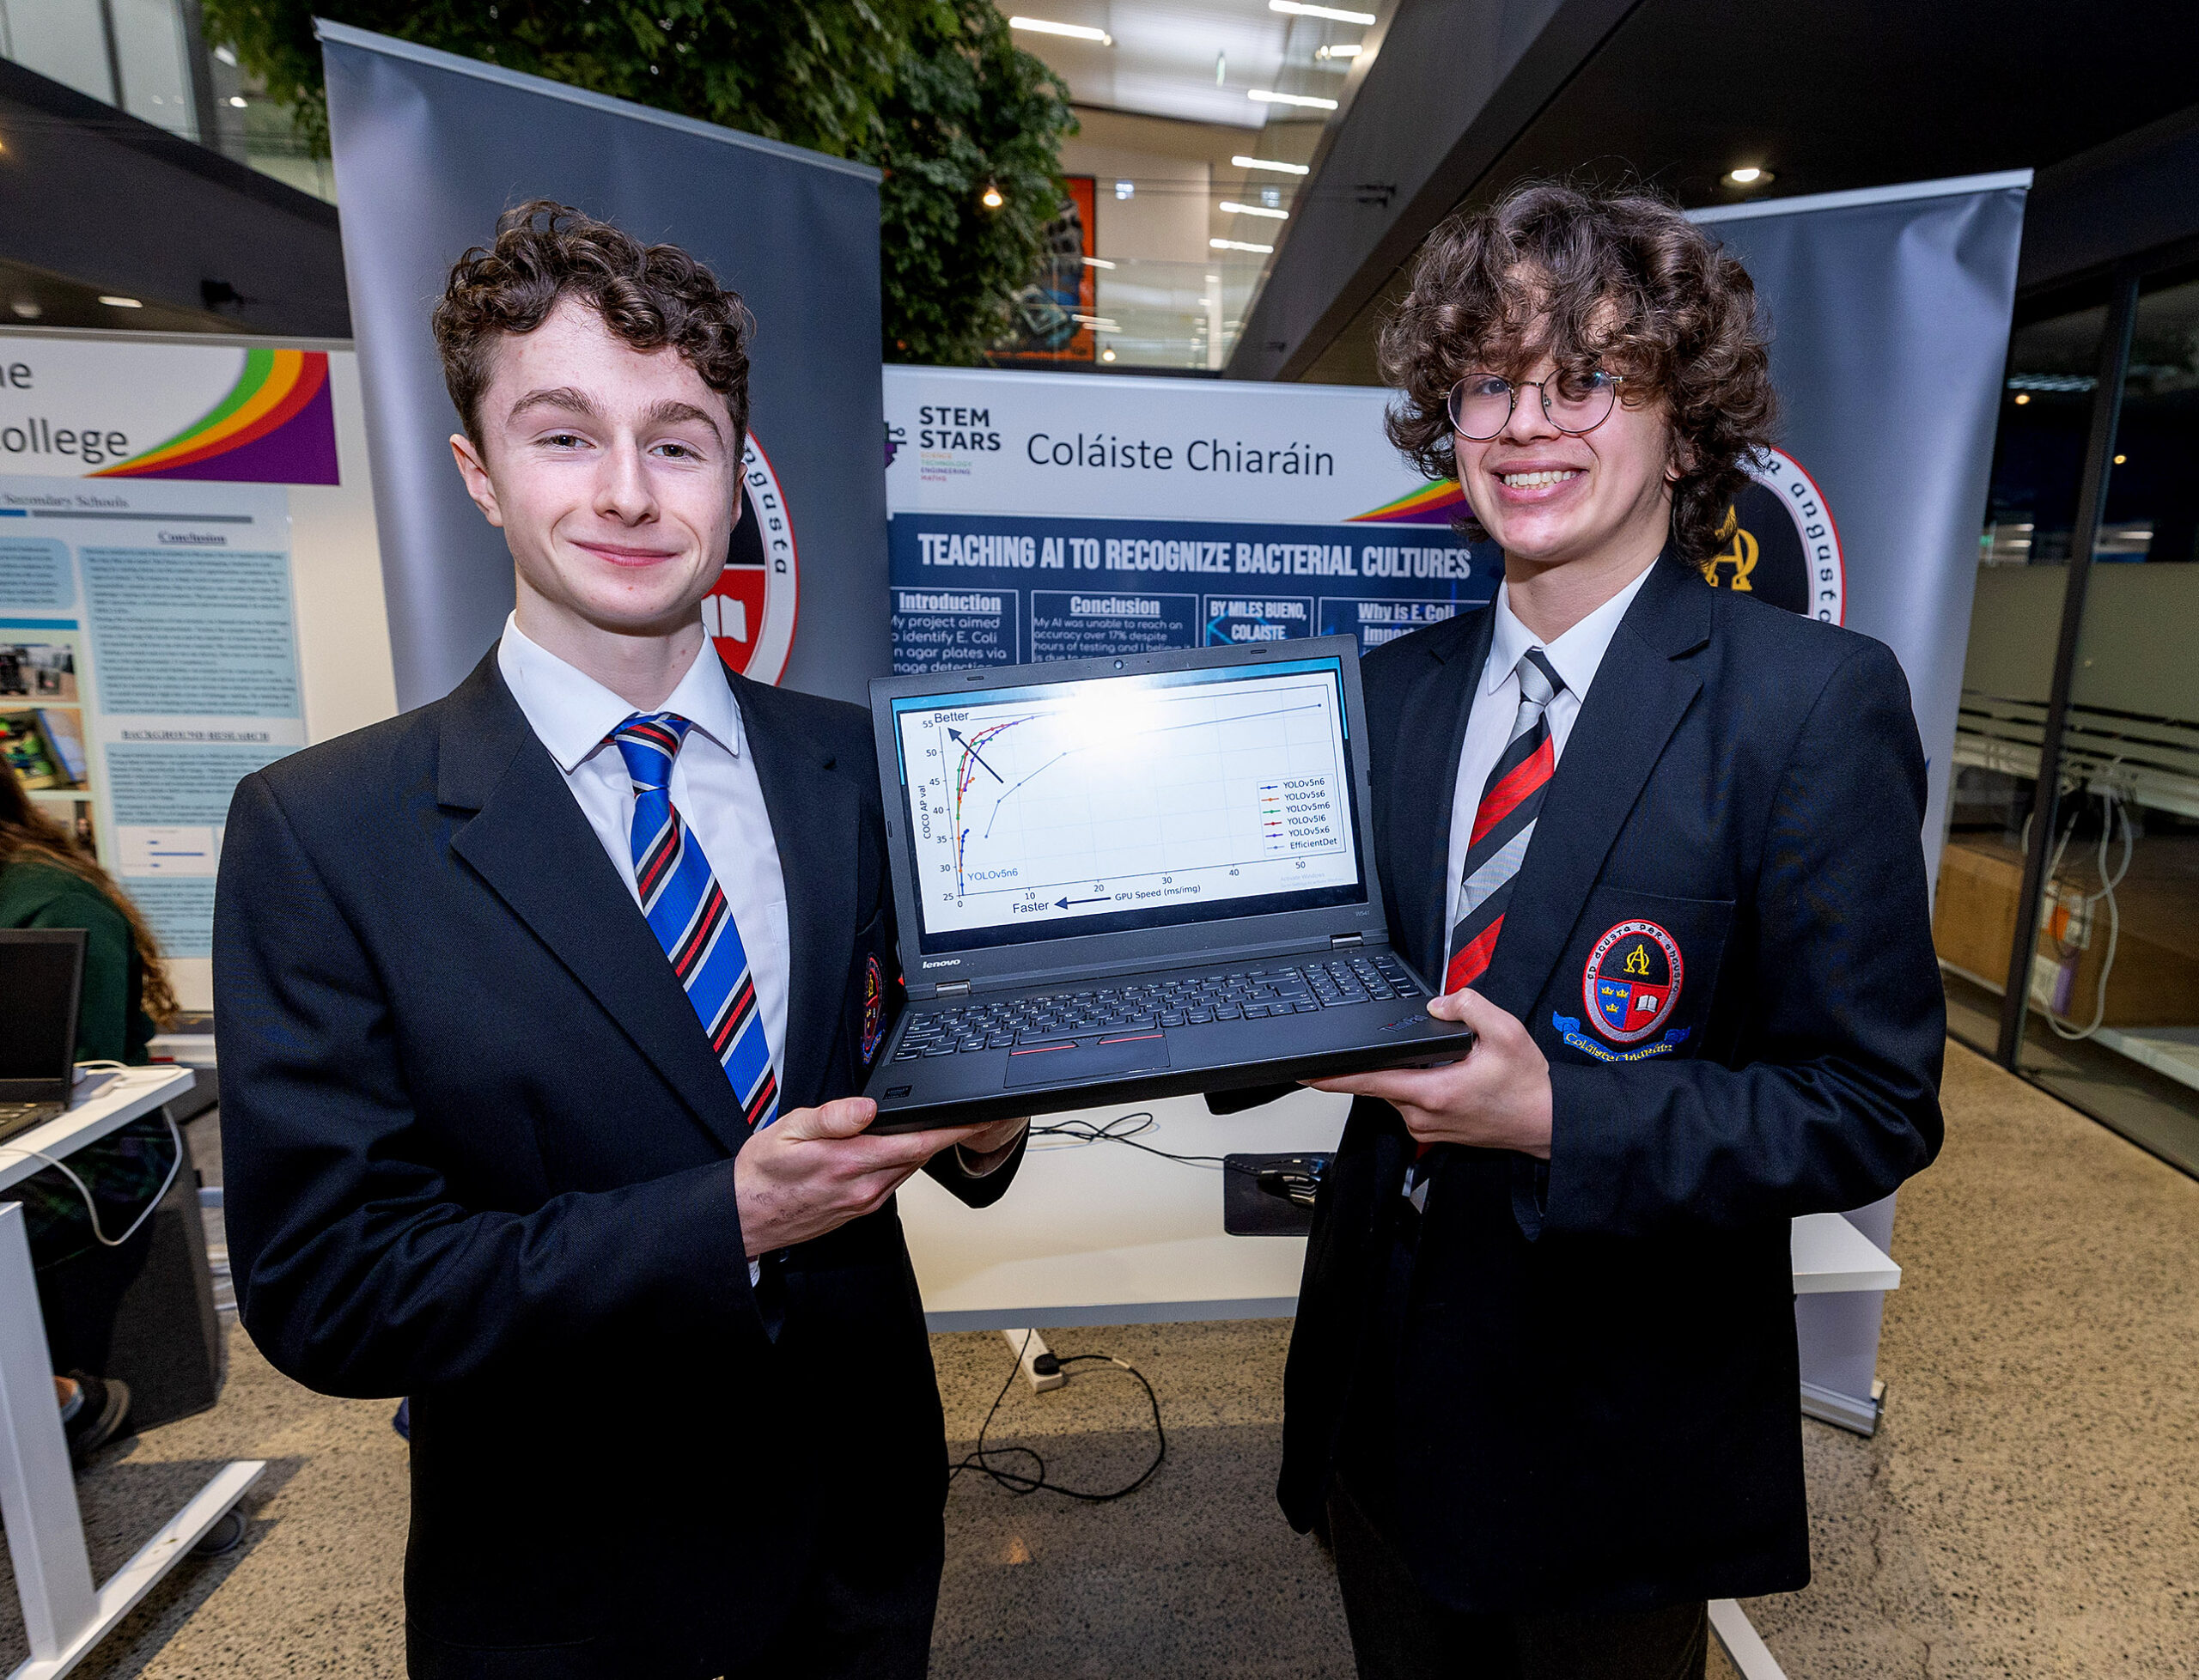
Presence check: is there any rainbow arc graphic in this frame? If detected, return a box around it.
[1347,479,1465,524]
[94,347,339,484]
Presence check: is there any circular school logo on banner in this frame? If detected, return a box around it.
[1582,920,1685,1044]
[705,434,799,684]
[1696,447,1845,624]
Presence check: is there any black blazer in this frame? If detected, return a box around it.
[1281,554,1944,1614]
[214,651,1021,1677]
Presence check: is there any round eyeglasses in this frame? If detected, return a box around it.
[1445,369,1626,441]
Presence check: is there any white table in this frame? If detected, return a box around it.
[0,1066,264,1679]
[901,1088,1900,1680]
[903,1089,1900,1326]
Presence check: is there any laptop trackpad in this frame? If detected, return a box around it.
[1003,1032,1170,1089]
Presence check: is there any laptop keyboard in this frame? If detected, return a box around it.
[893,953,1422,1059]
[0,1100,68,1133]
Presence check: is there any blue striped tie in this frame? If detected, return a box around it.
[611,713,779,1130]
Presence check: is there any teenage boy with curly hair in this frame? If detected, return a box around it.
[1264,183,1945,1677]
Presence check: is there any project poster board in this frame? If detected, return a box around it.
[1683,172,2029,1428]
[882,366,1496,673]
[0,478,300,964]
[0,329,395,1007]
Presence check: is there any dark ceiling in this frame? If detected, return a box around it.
[0,58,348,340]
[1283,0,2199,383]
[1466,0,2199,212]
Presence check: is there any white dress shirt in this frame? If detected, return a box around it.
[497,616,792,1077]
[1441,565,1656,942]
[499,617,1010,1205]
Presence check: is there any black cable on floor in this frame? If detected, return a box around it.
[948,1330,1167,1503]
[948,1110,1319,1500]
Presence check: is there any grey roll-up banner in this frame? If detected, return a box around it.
[1691,171,2029,1431]
[319,21,887,709]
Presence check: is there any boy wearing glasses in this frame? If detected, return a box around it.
[1265,185,1945,1675]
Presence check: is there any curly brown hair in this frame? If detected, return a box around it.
[434,200,755,458]
[1378,182,1776,563]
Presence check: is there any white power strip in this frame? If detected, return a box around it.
[1000,1328,1067,1392]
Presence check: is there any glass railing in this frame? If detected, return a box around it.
[1095,256,1266,370]
[989,254,1272,372]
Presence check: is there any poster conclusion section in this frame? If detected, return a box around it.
[884,367,1494,673]
[0,477,302,958]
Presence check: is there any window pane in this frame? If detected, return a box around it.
[0,0,117,104]
[1937,301,2106,1052]
[2017,274,2199,1176]
[1983,304,2107,563]
[112,0,195,141]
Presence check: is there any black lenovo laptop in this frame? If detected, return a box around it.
[0,928,88,1141]
[863,637,1471,1130]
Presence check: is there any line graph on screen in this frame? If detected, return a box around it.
[897,669,1358,938]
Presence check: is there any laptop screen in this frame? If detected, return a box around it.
[888,654,1367,955]
[0,934,82,1087]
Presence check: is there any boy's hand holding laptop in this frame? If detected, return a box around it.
[862,637,1473,1130]
[1304,983,1551,1156]
[732,1098,1028,1252]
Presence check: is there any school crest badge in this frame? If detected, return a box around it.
[859,954,886,1066]
[1581,920,1684,1044]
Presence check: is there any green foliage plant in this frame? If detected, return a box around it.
[200,0,1075,363]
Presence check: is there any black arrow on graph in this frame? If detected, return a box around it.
[1056,896,1111,909]
[946,727,1003,782]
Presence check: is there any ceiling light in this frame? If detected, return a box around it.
[1211,238,1275,254]
[1219,200,1289,220]
[1009,16,1112,44]
[1724,166,1774,187]
[99,295,143,308]
[214,44,237,65]
[1250,89,1337,109]
[1234,155,1309,176]
[1314,43,1361,58]
[1270,1,1376,21]
[1073,315,1120,331]
[228,94,248,107]
[10,300,40,319]
[1101,348,1116,362]
[1205,275,1221,283]
[980,183,1004,209]
[1081,256,1116,269]
[2114,453,2127,465]
[2013,393,2031,405]
[1115,180,1134,200]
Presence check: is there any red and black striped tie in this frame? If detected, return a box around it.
[1443,648,1566,995]
[1407,648,1566,1192]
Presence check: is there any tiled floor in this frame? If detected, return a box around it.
[3,1040,2192,1677]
